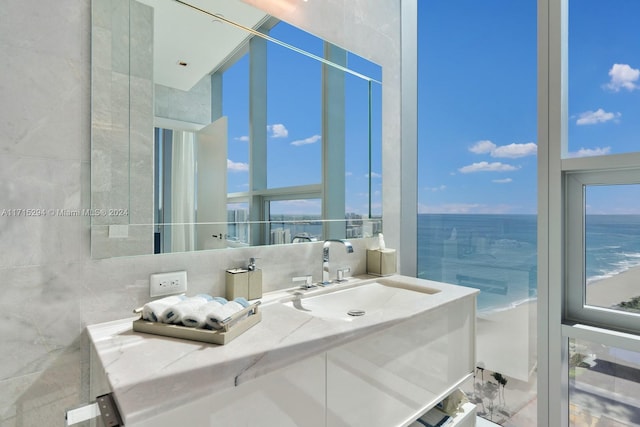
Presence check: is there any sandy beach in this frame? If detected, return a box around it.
[586,265,640,308]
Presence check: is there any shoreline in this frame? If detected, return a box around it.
[476,262,640,315]
[586,264,640,308]
[477,296,536,316]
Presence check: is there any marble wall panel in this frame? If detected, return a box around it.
[130,0,154,80]
[0,0,89,61]
[110,0,131,76]
[0,342,86,427]
[129,75,155,226]
[0,43,90,162]
[90,225,155,259]
[91,0,154,255]
[0,155,85,268]
[154,76,212,125]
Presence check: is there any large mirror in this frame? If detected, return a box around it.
[90,0,382,258]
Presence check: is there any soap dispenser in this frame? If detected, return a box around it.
[247,257,263,300]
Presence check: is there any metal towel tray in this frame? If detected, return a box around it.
[132,301,262,345]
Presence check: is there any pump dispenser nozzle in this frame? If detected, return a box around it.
[248,257,257,271]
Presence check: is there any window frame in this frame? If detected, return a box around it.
[564,165,640,335]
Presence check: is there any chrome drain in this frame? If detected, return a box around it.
[347,309,365,317]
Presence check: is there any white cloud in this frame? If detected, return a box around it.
[492,178,513,184]
[566,147,611,158]
[267,123,289,138]
[234,135,249,142]
[428,185,446,192]
[576,108,621,125]
[493,143,537,158]
[227,159,249,172]
[469,140,537,158]
[291,134,321,146]
[605,63,640,92]
[366,172,382,179]
[458,161,519,173]
[469,140,496,154]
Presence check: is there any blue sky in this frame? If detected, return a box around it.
[418,0,640,215]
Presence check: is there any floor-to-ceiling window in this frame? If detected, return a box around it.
[417,1,538,424]
[218,20,382,247]
[559,1,640,425]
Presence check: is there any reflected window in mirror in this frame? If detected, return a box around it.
[227,202,250,247]
[266,33,322,189]
[345,71,383,219]
[268,199,322,244]
[223,53,250,194]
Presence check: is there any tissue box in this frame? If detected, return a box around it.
[226,268,249,300]
[367,249,397,276]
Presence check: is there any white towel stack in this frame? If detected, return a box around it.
[205,298,251,330]
[142,295,186,322]
[181,300,224,328]
[161,294,213,324]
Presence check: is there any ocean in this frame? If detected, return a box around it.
[585,214,640,284]
[417,214,640,313]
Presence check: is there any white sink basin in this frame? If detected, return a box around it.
[282,280,440,321]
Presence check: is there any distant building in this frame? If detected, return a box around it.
[270,227,291,245]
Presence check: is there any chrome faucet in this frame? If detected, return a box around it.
[322,239,354,285]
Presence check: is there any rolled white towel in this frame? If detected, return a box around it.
[181,300,224,328]
[211,296,229,305]
[142,295,186,322]
[234,297,250,308]
[205,301,246,330]
[161,294,213,324]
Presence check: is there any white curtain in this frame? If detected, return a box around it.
[171,130,196,252]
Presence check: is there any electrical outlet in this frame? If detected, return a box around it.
[149,271,187,297]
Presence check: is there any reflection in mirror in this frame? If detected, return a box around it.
[153,118,228,253]
[91,0,382,258]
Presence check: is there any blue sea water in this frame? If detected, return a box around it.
[585,215,640,284]
[417,214,640,313]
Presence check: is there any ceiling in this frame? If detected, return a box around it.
[137,0,271,91]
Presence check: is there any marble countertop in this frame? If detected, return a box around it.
[86,274,477,425]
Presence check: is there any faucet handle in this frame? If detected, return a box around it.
[336,267,351,282]
[292,275,314,289]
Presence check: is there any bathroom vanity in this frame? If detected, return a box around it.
[87,275,478,426]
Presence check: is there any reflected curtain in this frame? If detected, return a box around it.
[171,130,196,252]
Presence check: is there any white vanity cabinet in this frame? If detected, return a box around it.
[87,276,477,427]
[326,297,476,427]
[121,354,327,427]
